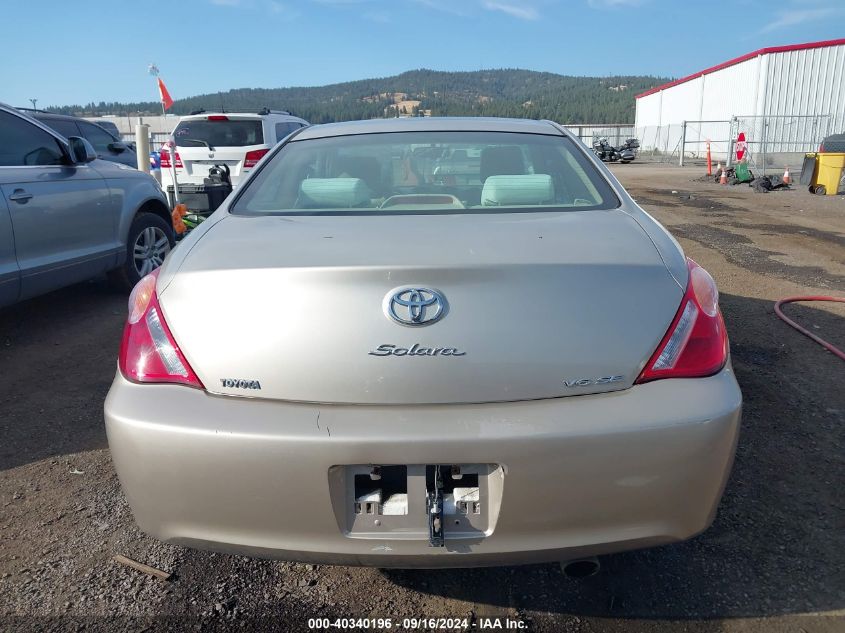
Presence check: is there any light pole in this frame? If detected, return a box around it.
[29,98,37,110]
[148,64,164,116]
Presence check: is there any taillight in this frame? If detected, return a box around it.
[636,258,728,383]
[159,150,183,169]
[207,115,229,121]
[118,270,203,388]
[244,149,269,168]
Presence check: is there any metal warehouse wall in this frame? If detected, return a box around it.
[635,42,845,158]
[85,115,179,135]
[762,44,845,151]
[699,57,761,120]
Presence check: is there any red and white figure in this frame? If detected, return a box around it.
[735,132,747,161]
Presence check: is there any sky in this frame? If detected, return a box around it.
[2,0,843,107]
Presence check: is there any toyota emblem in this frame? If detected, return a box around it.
[384,287,447,327]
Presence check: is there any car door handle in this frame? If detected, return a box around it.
[9,189,33,203]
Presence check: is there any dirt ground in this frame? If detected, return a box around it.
[1,164,843,632]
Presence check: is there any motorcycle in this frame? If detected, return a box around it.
[592,137,639,163]
[592,137,619,162]
[617,138,639,163]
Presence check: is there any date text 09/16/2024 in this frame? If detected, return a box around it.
[307,617,528,629]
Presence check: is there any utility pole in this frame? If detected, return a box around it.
[29,98,37,110]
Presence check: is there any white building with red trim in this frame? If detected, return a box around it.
[634,38,845,163]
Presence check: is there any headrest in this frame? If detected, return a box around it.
[298,178,370,208]
[480,174,555,206]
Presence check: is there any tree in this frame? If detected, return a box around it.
[47,69,669,124]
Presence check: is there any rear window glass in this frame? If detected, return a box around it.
[173,119,263,148]
[232,131,618,215]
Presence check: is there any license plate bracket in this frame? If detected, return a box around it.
[331,463,503,543]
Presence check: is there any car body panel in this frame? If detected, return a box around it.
[105,366,741,567]
[294,117,565,140]
[159,209,684,404]
[0,162,118,299]
[0,191,20,305]
[0,160,170,299]
[545,121,689,288]
[92,162,176,267]
[0,158,118,299]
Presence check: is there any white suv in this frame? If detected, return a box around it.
[161,109,308,212]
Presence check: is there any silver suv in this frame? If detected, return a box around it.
[0,104,173,307]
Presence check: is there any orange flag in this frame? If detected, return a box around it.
[158,78,174,111]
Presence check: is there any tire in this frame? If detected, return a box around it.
[813,185,827,196]
[109,212,175,291]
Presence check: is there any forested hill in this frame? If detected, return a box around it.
[50,69,669,124]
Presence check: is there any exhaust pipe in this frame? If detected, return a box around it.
[560,557,600,579]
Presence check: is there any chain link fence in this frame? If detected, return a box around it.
[565,124,635,151]
[632,123,687,162]
[121,115,839,171]
[121,131,171,152]
[727,114,832,175]
[635,113,839,173]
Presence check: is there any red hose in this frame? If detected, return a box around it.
[774,296,845,361]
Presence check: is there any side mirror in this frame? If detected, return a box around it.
[108,141,128,154]
[67,137,97,164]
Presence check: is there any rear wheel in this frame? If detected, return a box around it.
[109,212,174,291]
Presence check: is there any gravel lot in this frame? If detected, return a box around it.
[1,164,843,632]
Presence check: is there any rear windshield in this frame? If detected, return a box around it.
[173,119,263,148]
[232,131,618,215]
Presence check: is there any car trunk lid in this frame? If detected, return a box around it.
[159,210,684,404]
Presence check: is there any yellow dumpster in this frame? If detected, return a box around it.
[813,153,845,196]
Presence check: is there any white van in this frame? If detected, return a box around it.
[161,109,308,212]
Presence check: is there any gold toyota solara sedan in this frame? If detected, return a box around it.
[105,117,742,570]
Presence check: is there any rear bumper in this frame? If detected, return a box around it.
[104,367,741,568]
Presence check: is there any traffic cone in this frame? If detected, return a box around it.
[783,166,790,185]
[719,166,727,185]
